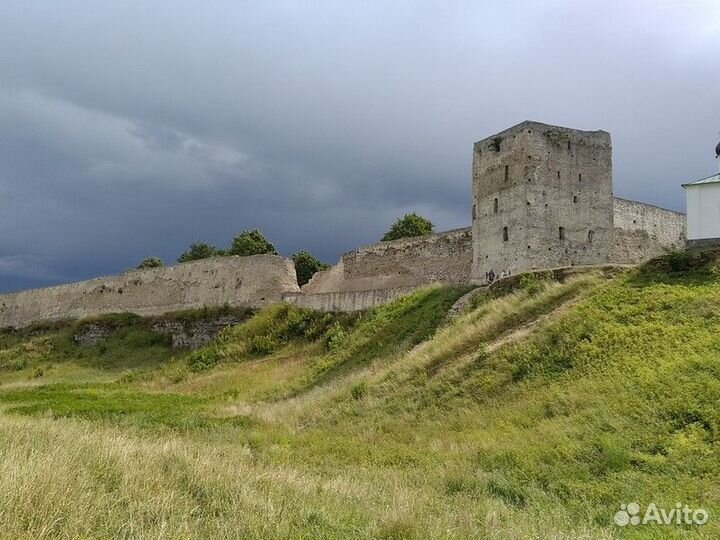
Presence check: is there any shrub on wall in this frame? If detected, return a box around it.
[291,251,330,286]
[228,230,278,257]
[136,257,164,270]
[382,213,434,241]
[177,243,221,263]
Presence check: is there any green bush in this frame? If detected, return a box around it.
[136,257,164,270]
[382,213,434,241]
[228,230,278,257]
[324,322,348,351]
[667,250,703,272]
[187,348,223,372]
[519,274,546,296]
[177,243,221,263]
[291,251,330,287]
[249,335,277,356]
[257,305,338,344]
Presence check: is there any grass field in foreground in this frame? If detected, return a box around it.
[0,252,719,539]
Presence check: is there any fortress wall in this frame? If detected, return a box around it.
[301,260,346,294]
[0,255,300,329]
[283,287,416,312]
[612,197,686,264]
[302,228,473,294]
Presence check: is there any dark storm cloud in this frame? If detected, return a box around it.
[0,0,718,291]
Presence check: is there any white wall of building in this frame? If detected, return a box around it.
[686,182,720,240]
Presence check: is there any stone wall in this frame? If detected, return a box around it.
[283,287,417,312]
[0,255,299,329]
[686,238,720,249]
[471,121,614,282]
[303,228,472,294]
[612,197,686,263]
[151,315,250,349]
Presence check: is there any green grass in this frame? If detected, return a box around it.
[0,257,719,538]
[284,285,474,395]
[0,383,212,430]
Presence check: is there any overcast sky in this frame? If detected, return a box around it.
[0,1,718,292]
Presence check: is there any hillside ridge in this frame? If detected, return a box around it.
[0,251,718,538]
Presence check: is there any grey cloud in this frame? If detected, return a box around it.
[0,0,717,291]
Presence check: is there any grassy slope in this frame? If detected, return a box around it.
[0,257,719,539]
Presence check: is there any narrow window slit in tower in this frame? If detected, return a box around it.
[493,198,498,214]
[503,227,508,242]
[504,165,509,182]
[557,171,560,179]
[573,195,578,204]
[588,230,595,243]
[579,173,582,182]
[559,227,565,240]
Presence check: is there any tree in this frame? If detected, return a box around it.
[292,251,330,287]
[137,257,164,270]
[381,213,434,241]
[177,242,220,263]
[228,229,278,257]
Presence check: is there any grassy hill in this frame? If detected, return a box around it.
[0,251,719,539]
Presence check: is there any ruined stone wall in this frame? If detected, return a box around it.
[612,197,686,263]
[471,121,614,282]
[302,228,472,294]
[0,255,299,329]
[150,315,251,349]
[283,287,417,312]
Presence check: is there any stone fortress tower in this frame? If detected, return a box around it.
[472,121,615,280]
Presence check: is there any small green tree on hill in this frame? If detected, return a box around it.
[177,242,220,263]
[292,251,330,286]
[137,257,164,270]
[228,229,278,257]
[382,213,434,241]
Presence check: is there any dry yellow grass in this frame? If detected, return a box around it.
[0,413,619,540]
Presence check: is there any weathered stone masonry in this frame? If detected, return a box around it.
[612,197,686,264]
[0,255,299,329]
[283,287,418,313]
[472,121,615,280]
[471,121,686,277]
[285,228,473,312]
[303,227,472,294]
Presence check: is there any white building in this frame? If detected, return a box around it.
[682,138,720,248]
